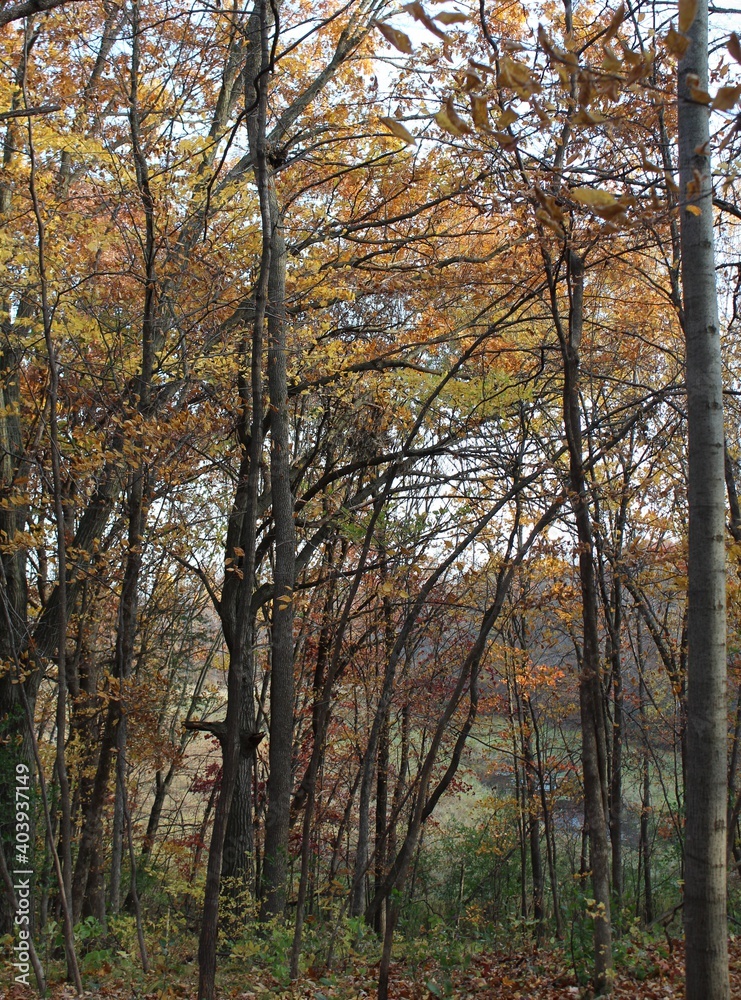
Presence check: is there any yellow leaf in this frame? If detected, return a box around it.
[729,32,741,65]
[664,25,690,58]
[376,22,413,54]
[711,84,741,111]
[470,96,490,130]
[572,186,618,208]
[434,97,470,136]
[686,204,702,215]
[678,0,698,34]
[435,10,469,24]
[535,188,565,222]
[379,116,416,144]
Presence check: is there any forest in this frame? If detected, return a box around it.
[0,0,740,997]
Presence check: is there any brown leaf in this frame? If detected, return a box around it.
[712,84,741,111]
[601,44,622,72]
[690,85,712,104]
[434,97,470,136]
[376,22,413,54]
[678,0,698,34]
[492,130,519,150]
[686,204,702,215]
[498,55,539,94]
[530,98,552,127]
[570,107,608,125]
[604,2,626,40]
[435,11,469,25]
[664,25,690,57]
[535,208,565,236]
[379,116,416,144]
[402,2,448,40]
[470,96,490,130]
[729,31,741,64]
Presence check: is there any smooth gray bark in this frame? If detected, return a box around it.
[678,4,730,997]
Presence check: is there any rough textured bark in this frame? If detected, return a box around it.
[678,3,730,996]
[259,158,296,919]
[558,250,613,993]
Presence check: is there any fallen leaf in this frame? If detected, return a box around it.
[402,2,448,40]
[712,84,741,110]
[572,186,618,208]
[376,22,413,54]
[678,0,698,34]
[729,31,741,64]
[470,96,490,130]
[664,25,690,57]
[434,96,470,136]
[435,11,469,25]
[604,2,626,40]
[379,116,416,144]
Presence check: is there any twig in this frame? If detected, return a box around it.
[0,103,60,120]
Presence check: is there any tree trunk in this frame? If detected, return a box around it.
[196,4,268,986]
[678,3,729,996]
[259,169,295,918]
[638,658,653,925]
[559,249,613,994]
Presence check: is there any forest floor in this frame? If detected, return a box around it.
[5,936,741,1000]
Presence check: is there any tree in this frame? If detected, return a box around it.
[678,1,730,996]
